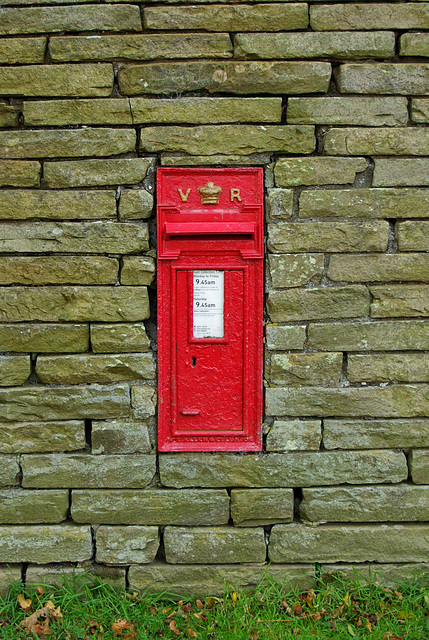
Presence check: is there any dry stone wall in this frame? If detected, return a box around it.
[0,0,429,597]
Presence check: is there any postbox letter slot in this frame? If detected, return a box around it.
[165,222,256,237]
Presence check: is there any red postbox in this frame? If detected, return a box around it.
[157,167,263,452]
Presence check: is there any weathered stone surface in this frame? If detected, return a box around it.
[0,37,46,64]
[266,189,293,219]
[160,450,407,488]
[266,385,429,418]
[0,455,19,488]
[164,527,266,564]
[266,420,322,452]
[145,4,308,31]
[0,421,85,454]
[92,419,152,455]
[91,324,150,354]
[268,286,370,322]
[308,320,429,352]
[0,384,130,423]
[0,129,135,159]
[44,158,153,189]
[50,34,232,62]
[311,4,429,31]
[268,254,324,288]
[269,523,429,563]
[275,157,366,186]
[131,386,156,420]
[96,526,159,564]
[335,63,429,95]
[161,153,271,166]
[0,190,116,220]
[328,254,429,283]
[0,161,40,188]
[119,61,331,96]
[374,159,429,187]
[300,188,429,219]
[271,352,342,386]
[265,324,306,351]
[288,96,408,126]
[121,257,156,285]
[22,454,155,489]
[72,489,230,525]
[24,98,131,126]
[324,419,429,450]
[0,102,18,127]
[26,564,125,591]
[0,324,89,353]
[0,256,118,285]
[400,33,429,58]
[268,222,388,253]
[0,489,68,524]
[0,5,141,35]
[324,127,429,156]
[0,525,92,564]
[231,489,293,526]
[410,450,429,484]
[397,221,429,251]
[0,356,30,386]
[0,565,21,598]
[411,98,429,123]
[348,353,429,383]
[0,64,113,98]
[129,562,315,598]
[119,190,154,220]
[301,485,429,524]
[370,285,429,318]
[236,31,394,60]
[320,563,429,588]
[37,353,154,385]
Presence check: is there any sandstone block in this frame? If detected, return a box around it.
[0,323,89,353]
[265,324,306,351]
[0,161,40,188]
[0,421,85,454]
[335,63,429,95]
[0,489,68,524]
[131,386,156,419]
[320,563,429,588]
[266,420,322,452]
[121,257,156,285]
[287,96,408,126]
[96,526,159,564]
[161,153,272,167]
[268,222,388,253]
[72,489,230,525]
[119,61,331,96]
[324,418,429,450]
[0,37,46,64]
[37,353,154,385]
[91,324,150,354]
[0,525,92,564]
[275,157,366,186]
[271,352,342,386]
[411,98,429,123]
[409,450,429,484]
[0,190,116,220]
[45,158,153,189]
[311,3,429,31]
[0,356,30,386]
[0,455,19,488]
[0,256,118,285]
[374,159,429,187]
[24,98,132,126]
[268,254,324,288]
[324,127,429,156]
[400,33,429,58]
[397,221,429,251]
[92,419,152,455]
[328,254,429,283]
[26,564,125,591]
[0,565,21,598]
[266,189,293,219]
[267,286,370,322]
[164,527,266,564]
[231,489,293,526]
[348,353,429,383]
[370,285,429,318]
[0,103,18,128]
[119,190,154,220]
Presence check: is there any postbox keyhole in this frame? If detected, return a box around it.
[192,357,197,367]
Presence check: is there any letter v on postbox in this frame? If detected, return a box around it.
[157,168,264,452]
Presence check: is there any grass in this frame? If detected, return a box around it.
[1,570,429,639]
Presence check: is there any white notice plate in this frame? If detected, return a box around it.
[193,270,224,339]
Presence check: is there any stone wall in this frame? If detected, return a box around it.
[1,0,429,597]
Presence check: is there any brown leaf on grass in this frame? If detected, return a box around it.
[292,604,302,616]
[188,629,197,638]
[166,610,177,619]
[248,632,258,640]
[21,607,52,636]
[169,619,181,636]
[383,634,403,640]
[183,603,193,614]
[112,619,130,635]
[18,594,32,612]
[37,587,44,598]
[365,619,372,633]
[195,600,203,608]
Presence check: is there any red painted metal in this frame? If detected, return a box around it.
[157,167,264,452]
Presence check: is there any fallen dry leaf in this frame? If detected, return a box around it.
[18,594,32,613]
[188,629,197,638]
[195,600,203,608]
[169,619,181,636]
[112,618,130,635]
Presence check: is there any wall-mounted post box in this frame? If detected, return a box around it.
[157,167,264,452]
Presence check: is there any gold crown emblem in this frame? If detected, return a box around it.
[198,181,222,205]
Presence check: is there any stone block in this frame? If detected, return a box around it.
[0,103,18,128]
[161,153,271,167]
[0,455,19,488]
[44,158,153,189]
[119,190,153,220]
[26,564,125,591]
[0,161,40,188]
[121,257,155,285]
[348,353,429,383]
[265,324,306,351]
[36,353,154,384]
[0,128,135,159]
[0,64,113,98]
[0,489,68,524]
[266,385,429,418]
[0,323,89,353]
[0,384,130,423]
[370,285,429,318]
[164,527,266,564]
[0,190,116,220]
[231,489,293,526]
[398,221,429,251]
[267,286,370,322]
[266,189,293,219]
[92,419,152,455]
[159,450,407,488]
[0,37,46,64]
[411,99,429,123]
[324,127,429,156]
[0,287,150,322]
[311,3,429,30]
[268,221,389,253]
[119,61,331,96]
[0,565,21,598]
[0,525,92,564]
[271,352,342,385]
[131,386,157,419]
[268,254,324,289]
[374,159,429,187]
[71,489,230,525]
[0,356,30,386]
[266,420,322,452]
[0,256,118,285]
[308,320,429,352]
[269,523,429,563]
[400,33,429,58]
[275,156,366,187]
[0,421,85,454]
[24,98,132,126]
[91,324,150,354]
[409,450,429,484]
[22,454,155,489]
[287,96,408,126]
[96,526,159,564]
[324,418,429,450]
[328,254,429,283]
[320,563,429,588]
[301,485,429,524]
[335,63,429,95]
